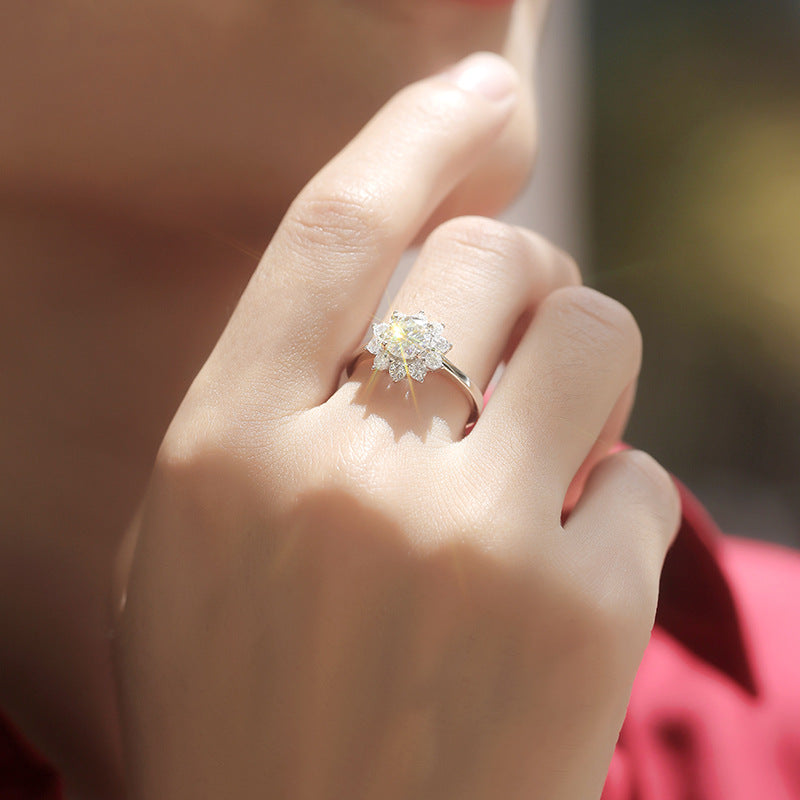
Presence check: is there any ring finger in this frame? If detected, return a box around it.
[340,216,579,440]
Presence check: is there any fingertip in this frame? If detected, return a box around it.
[437,51,520,104]
[512,227,582,289]
[623,449,682,539]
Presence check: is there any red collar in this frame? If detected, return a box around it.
[656,475,759,696]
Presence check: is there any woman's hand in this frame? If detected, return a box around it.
[112,54,681,800]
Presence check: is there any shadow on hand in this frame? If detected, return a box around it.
[119,434,625,800]
[346,360,468,444]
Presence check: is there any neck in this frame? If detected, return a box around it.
[0,196,267,799]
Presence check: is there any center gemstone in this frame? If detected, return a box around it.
[365,311,453,383]
[385,316,429,359]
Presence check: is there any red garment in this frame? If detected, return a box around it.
[1,479,799,799]
[603,478,800,799]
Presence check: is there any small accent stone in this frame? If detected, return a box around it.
[424,351,443,370]
[408,359,427,382]
[431,335,452,354]
[389,359,407,382]
[373,350,390,370]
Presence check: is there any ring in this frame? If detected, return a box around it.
[346,311,484,426]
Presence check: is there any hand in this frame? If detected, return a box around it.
[111,54,681,800]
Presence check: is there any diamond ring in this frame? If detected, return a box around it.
[346,311,483,426]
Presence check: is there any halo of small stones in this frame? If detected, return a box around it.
[365,311,453,383]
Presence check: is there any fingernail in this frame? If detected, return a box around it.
[441,51,519,102]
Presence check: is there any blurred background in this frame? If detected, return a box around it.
[511,0,800,548]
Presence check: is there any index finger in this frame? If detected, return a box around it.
[204,53,521,415]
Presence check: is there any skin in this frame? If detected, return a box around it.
[0,3,679,799]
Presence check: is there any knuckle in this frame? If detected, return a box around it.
[429,215,530,265]
[155,415,242,493]
[146,442,249,576]
[513,228,583,288]
[151,415,294,567]
[600,451,682,550]
[621,452,683,574]
[285,186,395,254]
[156,396,224,473]
[623,451,681,521]
[553,247,583,287]
[424,216,549,298]
[545,286,643,369]
[155,392,282,488]
[150,427,232,536]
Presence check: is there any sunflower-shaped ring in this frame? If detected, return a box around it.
[346,311,483,427]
